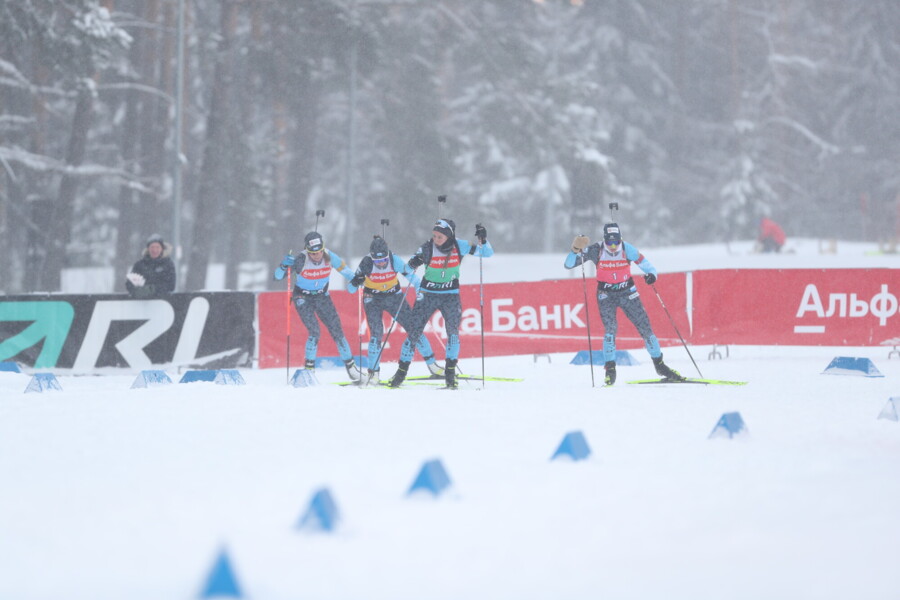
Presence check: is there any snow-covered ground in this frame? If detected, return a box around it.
[2,239,899,600]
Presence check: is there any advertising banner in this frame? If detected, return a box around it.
[257,275,690,368]
[691,269,900,346]
[0,293,255,370]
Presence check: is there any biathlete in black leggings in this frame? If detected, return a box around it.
[565,222,683,386]
[387,218,493,389]
[347,235,443,386]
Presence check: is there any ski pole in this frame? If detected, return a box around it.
[314,209,325,231]
[437,195,446,219]
[578,248,596,388]
[478,232,486,388]
[650,283,703,379]
[285,256,293,385]
[357,281,363,374]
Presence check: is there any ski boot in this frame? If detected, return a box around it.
[359,368,379,387]
[344,358,361,382]
[653,355,685,382]
[388,361,410,388]
[424,354,445,378]
[444,358,458,389]
[604,361,616,386]
[304,358,316,372]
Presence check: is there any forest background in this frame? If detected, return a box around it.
[1,0,898,293]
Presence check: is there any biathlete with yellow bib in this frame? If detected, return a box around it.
[347,235,444,386]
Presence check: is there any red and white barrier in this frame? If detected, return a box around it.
[258,269,900,368]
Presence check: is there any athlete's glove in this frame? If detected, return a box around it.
[572,235,590,253]
[644,273,657,285]
[280,254,295,269]
[475,223,487,244]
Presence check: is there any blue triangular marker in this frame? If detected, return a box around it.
[131,370,173,389]
[407,459,452,496]
[821,356,883,377]
[24,373,62,393]
[0,361,22,373]
[297,488,340,532]
[213,370,245,385]
[199,548,243,598]
[290,369,320,387]
[878,397,899,422]
[180,370,218,383]
[709,412,748,439]
[569,350,639,366]
[551,430,591,461]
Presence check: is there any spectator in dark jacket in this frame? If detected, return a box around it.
[125,234,176,298]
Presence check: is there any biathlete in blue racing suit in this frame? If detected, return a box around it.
[274,231,361,381]
[565,222,683,385]
[388,219,493,389]
[347,235,444,386]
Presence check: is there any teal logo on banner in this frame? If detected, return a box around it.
[0,302,75,368]
[0,294,254,370]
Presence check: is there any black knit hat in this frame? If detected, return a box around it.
[304,231,324,252]
[369,235,389,259]
[603,223,622,244]
[433,218,455,239]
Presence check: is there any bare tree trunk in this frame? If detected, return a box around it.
[114,94,142,289]
[137,0,168,237]
[23,62,50,292]
[185,0,238,290]
[281,61,317,268]
[114,1,152,289]
[43,81,95,291]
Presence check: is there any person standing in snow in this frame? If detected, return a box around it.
[125,234,176,298]
[756,216,786,253]
[347,235,444,386]
[274,231,361,381]
[565,222,683,385]
[387,219,493,389]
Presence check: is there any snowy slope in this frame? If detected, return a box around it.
[1,241,899,600]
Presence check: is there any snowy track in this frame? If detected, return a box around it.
[1,346,899,599]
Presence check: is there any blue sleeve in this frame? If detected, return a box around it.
[625,242,657,276]
[274,265,287,281]
[395,255,421,289]
[328,250,355,280]
[459,239,494,258]
[565,244,598,269]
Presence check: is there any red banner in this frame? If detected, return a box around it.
[257,275,689,368]
[257,269,900,368]
[691,269,900,346]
